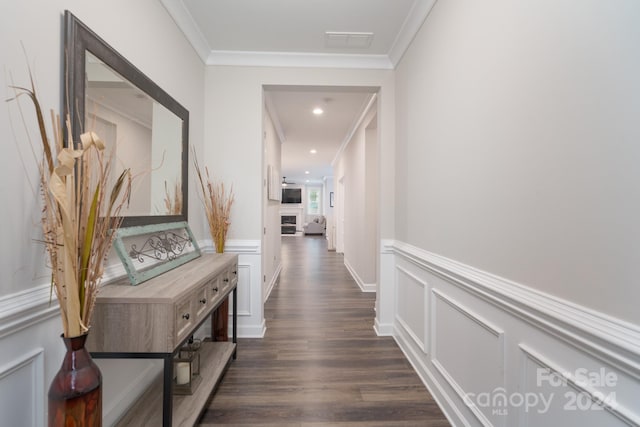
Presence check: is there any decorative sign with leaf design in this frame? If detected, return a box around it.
[113,221,200,285]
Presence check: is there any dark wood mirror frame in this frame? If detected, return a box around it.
[63,10,189,227]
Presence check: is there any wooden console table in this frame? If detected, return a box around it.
[86,253,238,427]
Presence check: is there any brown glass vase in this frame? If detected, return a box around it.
[48,333,102,427]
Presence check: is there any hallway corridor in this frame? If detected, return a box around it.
[200,236,449,426]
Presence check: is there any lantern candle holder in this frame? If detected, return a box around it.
[173,338,202,395]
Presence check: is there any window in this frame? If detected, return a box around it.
[307,187,322,215]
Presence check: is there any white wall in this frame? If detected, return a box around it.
[334,104,378,292]
[1,1,205,425]
[395,0,640,325]
[263,107,282,301]
[365,119,379,285]
[391,0,640,425]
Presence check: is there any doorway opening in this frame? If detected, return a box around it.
[261,85,380,302]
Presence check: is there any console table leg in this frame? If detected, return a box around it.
[232,287,237,359]
[163,354,174,426]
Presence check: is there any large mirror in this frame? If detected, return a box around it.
[64,10,188,227]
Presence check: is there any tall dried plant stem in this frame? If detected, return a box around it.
[9,79,131,338]
[193,151,234,253]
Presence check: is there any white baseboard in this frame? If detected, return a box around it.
[237,319,266,338]
[374,318,394,336]
[344,257,376,293]
[264,262,282,302]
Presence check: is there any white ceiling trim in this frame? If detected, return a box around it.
[161,0,435,69]
[387,0,438,67]
[263,92,287,145]
[331,93,378,167]
[160,0,212,63]
[206,50,393,70]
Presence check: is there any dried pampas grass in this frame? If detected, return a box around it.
[9,74,131,338]
[192,150,234,253]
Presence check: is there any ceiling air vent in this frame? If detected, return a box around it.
[325,31,374,49]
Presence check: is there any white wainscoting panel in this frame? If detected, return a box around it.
[431,289,505,427]
[384,240,640,427]
[395,265,428,353]
[0,348,44,427]
[0,283,70,426]
[236,263,252,316]
[519,345,639,427]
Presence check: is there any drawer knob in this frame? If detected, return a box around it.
[213,287,219,292]
[182,313,190,320]
[233,270,237,275]
[223,278,230,283]
[200,298,207,304]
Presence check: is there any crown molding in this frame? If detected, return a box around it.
[159,0,212,63]
[162,0,434,69]
[206,50,393,70]
[388,0,438,67]
[263,92,287,144]
[331,93,378,167]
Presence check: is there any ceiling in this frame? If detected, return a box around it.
[161,0,435,185]
[265,86,376,185]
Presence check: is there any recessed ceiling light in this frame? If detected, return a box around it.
[306,179,310,183]
[310,149,317,154]
[305,171,310,174]
[313,108,323,115]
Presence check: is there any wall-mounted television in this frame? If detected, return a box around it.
[281,188,302,204]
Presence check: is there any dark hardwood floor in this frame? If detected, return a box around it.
[199,236,450,427]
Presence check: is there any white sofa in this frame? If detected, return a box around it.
[303,216,326,235]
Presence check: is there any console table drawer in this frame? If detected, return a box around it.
[194,284,210,319]
[175,296,194,342]
[220,264,238,293]
[220,273,232,293]
[208,277,221,300]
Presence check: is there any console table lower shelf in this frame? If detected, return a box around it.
[115,341,236,427]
